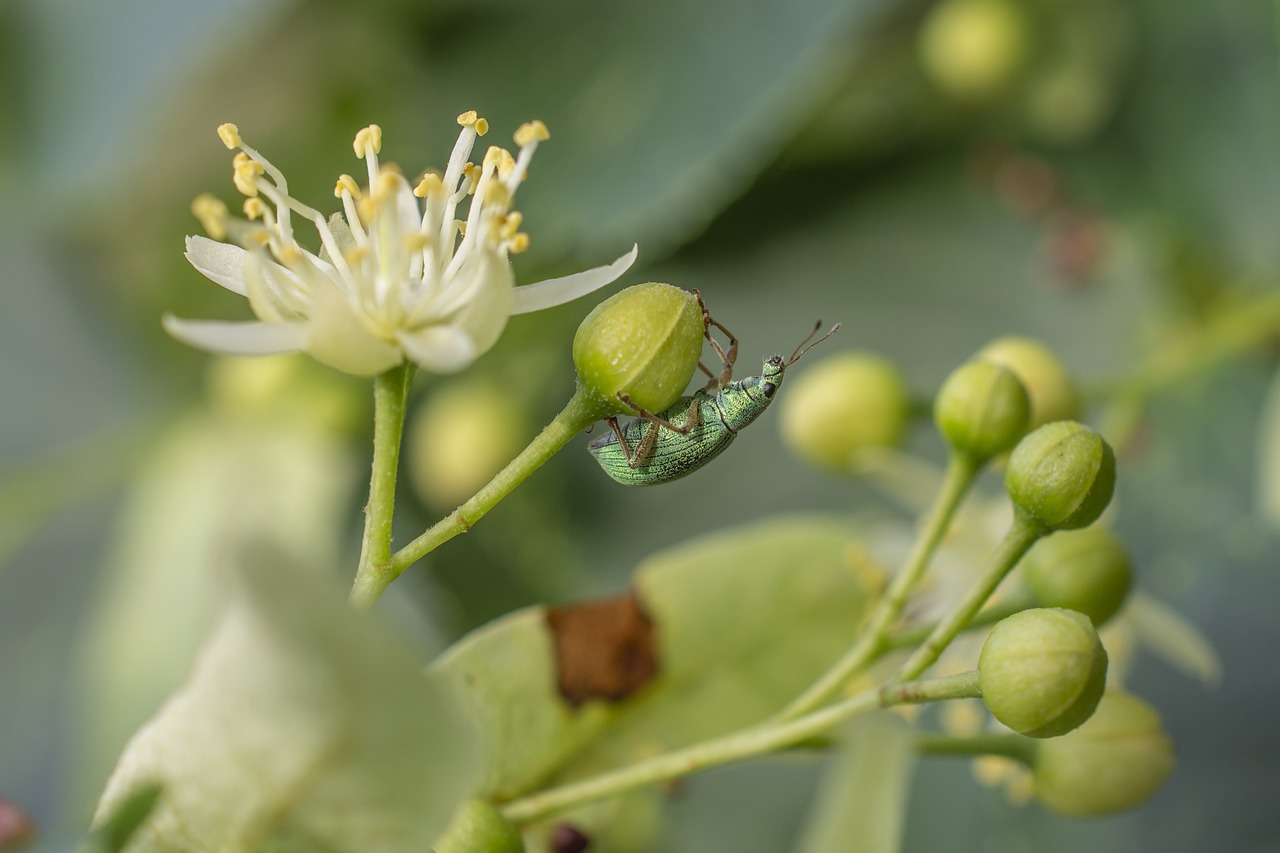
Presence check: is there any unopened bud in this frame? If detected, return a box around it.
[572,283,704,415]
[979,608,1108,738]
[935,361,1030,461]
[1006,421,1115,531]
[1033,691,1175,816]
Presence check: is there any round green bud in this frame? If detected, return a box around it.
[1006,421,1115,531]
[976,336,1081,430]
[779,351,911,470]
[408,380,529,510]
[1033,691,1175,816]
[919,0,1028,99]
[572,283,704,416]
[979,608,1107,738]
[433,799,523,853]
[1022,527,1133,626]
[934,361,1030,460]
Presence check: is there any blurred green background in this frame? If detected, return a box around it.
[2,0,1279,849]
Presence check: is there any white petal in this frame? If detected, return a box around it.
[185,236,249,296]
[397,326,478,374]
[162,315,308,355]
[305,287,403,376]
[508,244,638,315]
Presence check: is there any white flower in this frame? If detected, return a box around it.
[164,113,637,376]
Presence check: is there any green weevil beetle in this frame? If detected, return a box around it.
[588,319,839,486]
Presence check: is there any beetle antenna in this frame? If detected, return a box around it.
[787,321,840,365]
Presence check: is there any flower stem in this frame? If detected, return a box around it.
[499,672,979,826]
[350,364,413,607]
[350,387,608,608]
[779,451,981,720]
[892,514,1043,683]
[880,596,1031,651]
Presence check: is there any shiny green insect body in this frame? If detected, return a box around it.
[588,324,837,486]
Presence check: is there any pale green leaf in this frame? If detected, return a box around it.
[92,556,482,852]
[794,714,916,853]
[431,515,872,808]
[76,406,358,809]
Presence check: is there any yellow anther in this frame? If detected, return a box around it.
[334,174,361,199]
[402,232,430,252]
[481,146,501,170]
[357,196,375,224]
[216,123,242,150]
[232,152,264,197]
[353,124,383,158]
[496,150,518,182]
[191,194,229,240]
[242,197,267,221]
[276,244,302,265]
[475,117,489,136]
[457,110,483,130]
[414,172,444,198]
[513,120,550,147]
[454,219,468,237]
[499,211,523,239]
[344,245,369,266]
[373,170,400,200]
[459,163,479,195]
[508,232,530,254]
[483,181,511,208]
[248,231,271,247]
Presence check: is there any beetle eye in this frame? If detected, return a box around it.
[761,381,778,398]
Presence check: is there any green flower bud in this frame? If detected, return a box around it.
[1033,691,1176,816]
[433,799,523,853]
[1006,421,1115,531]
[934,361,1030,460]
[979,608,1107,738]
[572,283,704,416]
[976,337,1081,430]
[919,0,1028,99]
[408,380,529,509]
[1022,527,1133,626]
[779,351,911,470]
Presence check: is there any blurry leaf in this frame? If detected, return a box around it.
[1256,363,1280,528]
[430,515,871,807]
[1118,0,1280,274]
[1126,592,1221,688]
[15,0,292,201]
[77,394,358,809]
[85,783,163,853]
[422,0,896,258]
[92,554,481,852]
[794,714,916,853]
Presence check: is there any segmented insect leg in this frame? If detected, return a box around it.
[615,392,704,468]
[694,290,739,391]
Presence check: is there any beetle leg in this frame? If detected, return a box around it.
[606,416,638,465]
[616,392,695,435]
[630,420,662,468]
[693,289,738,391]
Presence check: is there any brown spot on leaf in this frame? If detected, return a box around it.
[0,798,36,850]
[550,822,592,853]
[545,589,658,707]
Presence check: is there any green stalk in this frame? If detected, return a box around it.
[350,363,413,608]
[500,671,980,825]
[892,515,1042,683]
[350,387,608,608]
[780,451,981,720]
